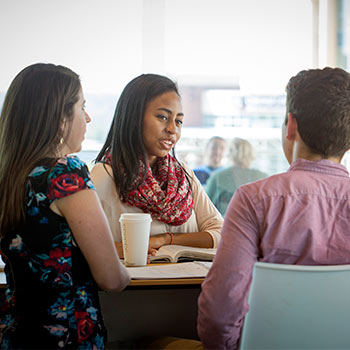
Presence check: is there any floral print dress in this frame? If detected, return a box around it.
[0,156,106,349]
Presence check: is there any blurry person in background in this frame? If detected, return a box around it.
[194,136,227,185]
[206,137,267,216]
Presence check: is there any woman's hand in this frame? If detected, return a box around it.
[117,234,172,263]
[115,241,124,258]
[147,233,171,263]
[148,233,171,252]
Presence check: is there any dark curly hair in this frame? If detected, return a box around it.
[285,67,350,158]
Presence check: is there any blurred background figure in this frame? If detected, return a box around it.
[194,136,227,185]
[206,137,267,216]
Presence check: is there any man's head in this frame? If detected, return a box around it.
[206,136,226,168]
[285,67,350,159]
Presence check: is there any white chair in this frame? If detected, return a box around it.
[239,262,350,349]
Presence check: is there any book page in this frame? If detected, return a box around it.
[149,246,174,262]
[0,255,4,271]
[151,245,216,262]
[127,261,212,279]
[194,261,213,270]
[0,271,5,285]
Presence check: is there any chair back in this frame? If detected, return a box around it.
[239,262,350,349]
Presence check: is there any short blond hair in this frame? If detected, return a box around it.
[230,138,256,168]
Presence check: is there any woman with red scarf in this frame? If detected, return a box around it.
[91,74,223,257]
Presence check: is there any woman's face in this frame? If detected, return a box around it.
[62,88,91,155]
[142,91,183,166]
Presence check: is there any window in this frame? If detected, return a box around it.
[1,0,343,178]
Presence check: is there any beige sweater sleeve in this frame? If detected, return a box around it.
[90,163,122,241]
[183,163,223,248]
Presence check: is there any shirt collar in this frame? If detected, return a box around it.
[288,158,349,178]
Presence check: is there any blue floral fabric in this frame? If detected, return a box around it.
[0,156,106,349]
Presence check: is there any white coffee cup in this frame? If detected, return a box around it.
[119,213,152,267]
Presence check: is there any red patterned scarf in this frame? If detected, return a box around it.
[123,154,193,226]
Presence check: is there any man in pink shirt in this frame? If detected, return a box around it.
[197,67,350,349]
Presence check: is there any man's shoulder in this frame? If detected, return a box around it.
[238,171,288,196]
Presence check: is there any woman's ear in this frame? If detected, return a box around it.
[286,113,298,141]
[60,118,67,135]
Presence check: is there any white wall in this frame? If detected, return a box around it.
[0,0,313,95]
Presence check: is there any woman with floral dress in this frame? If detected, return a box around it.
[0,63,130,349]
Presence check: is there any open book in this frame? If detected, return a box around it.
[150,244,216,263]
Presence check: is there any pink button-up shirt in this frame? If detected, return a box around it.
[198,159,350,349]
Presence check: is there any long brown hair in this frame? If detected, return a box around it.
[0,63,81,236]
[95,74,191,200]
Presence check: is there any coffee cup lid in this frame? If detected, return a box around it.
[119,213,152,222]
